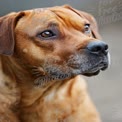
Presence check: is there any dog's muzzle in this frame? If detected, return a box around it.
[67,40,110,77]
[82,40,110,76]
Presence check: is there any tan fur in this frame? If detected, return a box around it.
[0,5,102,122]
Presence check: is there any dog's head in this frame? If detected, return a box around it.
[0,5,110,85]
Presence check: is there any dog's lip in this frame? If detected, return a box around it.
[82,62,108,77]
[82,70,100,77]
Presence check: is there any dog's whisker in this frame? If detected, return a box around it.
[35,74,43,77]
[31,68,39,71]
[31,71,40,74]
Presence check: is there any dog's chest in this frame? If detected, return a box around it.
[20,76,87,122]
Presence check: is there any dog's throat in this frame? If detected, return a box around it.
[33,74,72,87]
[31,65,73,87]
[33,72,74,87]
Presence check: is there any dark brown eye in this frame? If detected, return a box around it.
[84,24,91,34]
[39,30,56,38]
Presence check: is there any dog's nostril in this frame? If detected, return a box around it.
[104,44,108,51]
[87,41,108,54]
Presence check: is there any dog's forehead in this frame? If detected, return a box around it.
[30,6,88,27]
[34,8,45,13]
[25,8,59,24]
[16,6,89,36]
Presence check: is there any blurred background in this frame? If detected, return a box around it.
[0,0,122,122]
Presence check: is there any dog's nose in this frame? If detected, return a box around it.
[87,41,108,55]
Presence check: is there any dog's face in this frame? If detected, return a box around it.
[0,5,110,85]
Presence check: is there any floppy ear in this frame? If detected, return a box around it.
[63,5,101,39]
[0,12,25,55]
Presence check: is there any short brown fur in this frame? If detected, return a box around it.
[0,5,106,122]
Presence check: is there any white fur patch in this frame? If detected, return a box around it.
[107,52,111,66]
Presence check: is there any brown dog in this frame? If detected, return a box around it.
[0,5,109,122]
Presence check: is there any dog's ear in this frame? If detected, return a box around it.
[0,12,25,55]
[63,5,101,39]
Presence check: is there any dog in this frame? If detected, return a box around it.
[0,5,110,122]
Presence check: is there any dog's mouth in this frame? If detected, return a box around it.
[82,62,108,76]
[67,53,109,77]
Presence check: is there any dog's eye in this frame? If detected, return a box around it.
[84,24,91,34]
[38,30,56,39]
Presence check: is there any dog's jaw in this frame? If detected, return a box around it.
[30,49,109,87]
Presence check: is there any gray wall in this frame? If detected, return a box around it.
[0,0,96,16]
[87,21,122,122]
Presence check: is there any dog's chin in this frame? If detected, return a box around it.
[82,64,108,77]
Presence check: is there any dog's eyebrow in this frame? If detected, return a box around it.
[47,22,59,28]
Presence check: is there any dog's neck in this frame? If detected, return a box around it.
[0,56,98,122]
[0,56,47,101]
[0,56,77,107]
[0,56,21,108]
